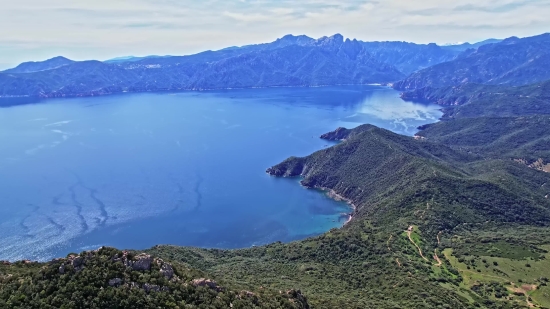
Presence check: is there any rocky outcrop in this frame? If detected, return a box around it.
[71,256,84,268]
[160,262,174,279]
[130,254,152,271]
[320,127,352,141]
[286,290,310,309]
[108,278,123,287]
[191,278,224,292]
[143,283,161,293]
[266,157,305,177]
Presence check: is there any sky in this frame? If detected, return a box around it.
[0,0,549,69]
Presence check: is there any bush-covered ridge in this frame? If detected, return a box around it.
[400,80,550,119]
[0,247,309,309]
[416,116,550,166]
[393,33,550,90]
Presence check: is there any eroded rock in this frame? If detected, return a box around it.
[58,264,65,274]
[130,253,152,271]
[143,283,160,293]
[108,278,123,287]
[191,278,224,292]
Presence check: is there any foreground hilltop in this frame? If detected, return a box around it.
[0,247,309,308]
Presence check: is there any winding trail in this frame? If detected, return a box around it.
[407,226,429,262]
[387,235,393,251]
[437,231,442,245]
[433,250,442,267]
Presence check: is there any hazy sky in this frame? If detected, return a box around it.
[0,0,549,68]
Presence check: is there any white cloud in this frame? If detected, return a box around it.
[0,0,548,68]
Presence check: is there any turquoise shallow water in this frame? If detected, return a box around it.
[0,86,441,261]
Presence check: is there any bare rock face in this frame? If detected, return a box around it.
[191,278,224,292]
[120,252,152,271]
[132,254,152,271]
[71,256,84,268]
[58,264,65,274]
[160,263,174,279]
[108,278,123,287]
[143,283,160,293]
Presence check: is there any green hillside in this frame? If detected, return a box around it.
[145,124,550,308]
[0,247,309,309]
[400,80,550,119]
[417,116,550,168]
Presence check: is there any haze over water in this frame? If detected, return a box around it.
[0,86,441,261]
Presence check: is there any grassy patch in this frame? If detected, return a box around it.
[445,246,550,308]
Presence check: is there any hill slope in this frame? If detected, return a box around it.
[393,33,550,90]
[2,56,74,74]
[0,247,309,308]
[417,116,550,169]
[400,80,550,119]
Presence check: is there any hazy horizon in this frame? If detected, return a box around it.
[1,0,549,70]
[0,33,512,70]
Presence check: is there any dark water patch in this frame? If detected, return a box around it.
[45,216,66,236]
[68,183,89,233]
[89,189,108,226]
[19,205,40,238]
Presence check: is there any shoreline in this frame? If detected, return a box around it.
[305,184,357,226]
[324,188,357,226]
[0,83,392,100]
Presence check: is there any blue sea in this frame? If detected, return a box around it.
[0,86,441,261]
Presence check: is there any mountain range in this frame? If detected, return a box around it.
[0,34,508,99]
[393,33,550,90]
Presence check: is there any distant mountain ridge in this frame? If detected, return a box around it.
[393,33,550,90]
[0,33,502,99]
[2,56,74,74]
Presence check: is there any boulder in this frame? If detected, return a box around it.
[143,283,160,293]
[191,278,224,292]
[160,263,174,279]
[108,278,123,287]
[131,254,152,271]
[70,256,84,268]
